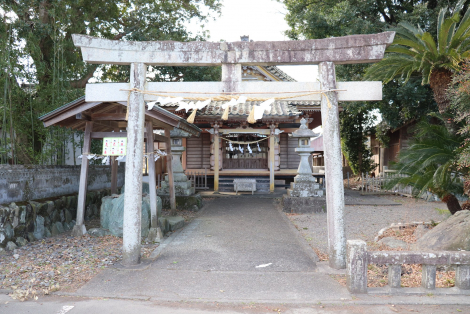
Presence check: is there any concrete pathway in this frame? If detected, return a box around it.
[74,197,350,303]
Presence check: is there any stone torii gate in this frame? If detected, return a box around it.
[73,32,394,268]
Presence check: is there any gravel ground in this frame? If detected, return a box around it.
[287,191,452,258]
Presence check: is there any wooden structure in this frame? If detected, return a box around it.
[72,31,394,268]
[39,97,201,241]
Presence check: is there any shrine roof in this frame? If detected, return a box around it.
[39,97,201,136]
[159,100,318,118]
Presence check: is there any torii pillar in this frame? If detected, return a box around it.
[320,62,346,269]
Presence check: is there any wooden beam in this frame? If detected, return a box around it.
[110,156,118,194]
[85,81,383,103]
[146,122,161,241]
[269,127,275,193]
[90,131,168,142]
[72,121,93,237]
[165,128,176,212]
[90,113,127,121]
[76,112,91,120]
[213,125,220,193]
[43,101,101,127]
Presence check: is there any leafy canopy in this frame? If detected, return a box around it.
[365,0,470,85]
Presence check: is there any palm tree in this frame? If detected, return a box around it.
[365,0,470,114]
[386,116,466,214]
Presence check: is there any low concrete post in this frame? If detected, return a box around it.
[346,240,368,294]
[122,62,146,266]
[320,61,346,269]
[456,265,470,290]
[421,264,437,290]
[388,264,401,289]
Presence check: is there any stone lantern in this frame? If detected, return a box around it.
[286,118,322,198]
[159,128,195,196]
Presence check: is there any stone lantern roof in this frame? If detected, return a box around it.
[291,118,318,138]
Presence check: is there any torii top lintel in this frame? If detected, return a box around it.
[72,32,395,66]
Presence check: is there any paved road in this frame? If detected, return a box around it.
[2,293,470,314]
[73,197,349,302]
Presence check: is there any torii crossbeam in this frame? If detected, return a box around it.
[73,32,395,269]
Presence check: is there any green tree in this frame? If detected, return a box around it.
[447,60,470,198]
[386,116,467,214]
[281,0,456,169]
[339,104,376,175]
[365,0,470,114]
[0,0,221,164]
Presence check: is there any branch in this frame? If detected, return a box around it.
[69,65,98,88]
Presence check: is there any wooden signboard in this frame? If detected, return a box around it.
[102,137,127,156]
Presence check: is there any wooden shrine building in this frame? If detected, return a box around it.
[39,96,201,236]
[157,63,324,191]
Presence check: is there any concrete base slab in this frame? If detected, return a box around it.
[165,216,185,231]
[71,224,87,237]
[75,267,350,303]
[282,194,327,213]
[159,193,203,211]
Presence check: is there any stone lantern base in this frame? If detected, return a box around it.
[282,194,326,214]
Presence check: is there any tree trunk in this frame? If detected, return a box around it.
[429,69,452,114]
[444,194,462,215]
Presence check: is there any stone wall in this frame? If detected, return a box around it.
[0,164,125,204]
[0,189,111,250]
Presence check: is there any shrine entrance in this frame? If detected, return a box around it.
[222,133,268,169]
[72,31,395,268]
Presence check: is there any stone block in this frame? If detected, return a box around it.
[6,241,17,251]
[100,196,114,230]
[158,217,169,235]
[27,232,36,242]
[159,193,203,211]
[378,237,408,249]
[0,231,7,248]
[106,193,151,238]
[51,222,65,236]
[166,216,185,232]
[3,222,14,242]
[16,237,28,247]
[45,227,52,238]
[414,210,470,251]
[281,195,326,214]
[346,240,368,294]
[63,222,72,231]
[33,215,45,240]
[65,209,73,224]
[88,228,110,237]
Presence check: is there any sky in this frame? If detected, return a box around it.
[186,0,318,82]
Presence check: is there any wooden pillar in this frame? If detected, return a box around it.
[165,128,176,212]
[213,124,220,193]
[320,61,346,269]
[269,125,275,193]
[146,122,161,241]
[110,156,118,194]
[72,121,93,237]
[122,62,146,266]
